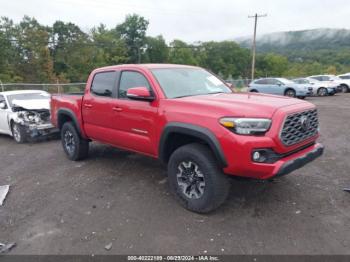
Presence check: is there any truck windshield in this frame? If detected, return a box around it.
[151,68,232,98]
[7,93,50,107]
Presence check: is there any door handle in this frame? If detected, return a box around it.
[84,103,93,108]
[112,107,123,112]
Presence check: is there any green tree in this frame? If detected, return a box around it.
[51,20,94,82]
[199,41,251,78]
[91,24,128,67]
[116,14,149,63]
[168,40,198,65]
[256,53,288,77]
[14,16,55,82]
[144,35,169,63]
[0,17,21,82]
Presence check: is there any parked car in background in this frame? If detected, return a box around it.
[293,78,336,96]
[337,73,350,80]
[0,90,57,143]
[248,78,312,99]
[309,75,349,93]
[51,64,323,213]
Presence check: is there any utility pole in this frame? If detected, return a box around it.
[248,13,267,81]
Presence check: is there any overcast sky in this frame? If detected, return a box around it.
[1,0,350,42]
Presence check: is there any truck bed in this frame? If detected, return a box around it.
[50,93,85,135]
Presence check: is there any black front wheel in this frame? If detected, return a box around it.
[317,87,327,96]
[61,122,89,161]
[12,123,27,143]
[341,85,349,93]
[285,89,296,97]
[168,143,230,213]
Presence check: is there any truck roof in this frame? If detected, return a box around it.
[95,63,199,71]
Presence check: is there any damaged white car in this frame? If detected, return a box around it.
[0,90,58,143]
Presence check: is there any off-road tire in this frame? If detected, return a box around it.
[61,122,89,161]
[168,143,230,213]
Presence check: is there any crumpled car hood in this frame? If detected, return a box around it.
[12,99,50,110]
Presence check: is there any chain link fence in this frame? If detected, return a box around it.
[0,82,86,94]
[225,78,252,88]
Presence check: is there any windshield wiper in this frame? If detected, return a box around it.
[173,92,227,99]
[207,91,226,95]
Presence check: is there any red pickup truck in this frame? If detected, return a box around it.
[51,64,324,213]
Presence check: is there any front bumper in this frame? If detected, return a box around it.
[274,144,324,177]
[221,134,324,179]
[296,90,312,97]
[26,123,59,137]
[326,87,336,95]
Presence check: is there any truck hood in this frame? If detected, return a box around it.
[177,92,310,117]
[12,99,50,111]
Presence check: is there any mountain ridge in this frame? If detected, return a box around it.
[236,28,350,54]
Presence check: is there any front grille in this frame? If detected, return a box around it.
[280,109,318,146]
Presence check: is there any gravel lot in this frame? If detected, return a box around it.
[0,94,350,255]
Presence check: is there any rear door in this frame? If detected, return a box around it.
[110,70,158,156]
[82,71,120,143]
[261,79,280,95]
[253,79,269,93]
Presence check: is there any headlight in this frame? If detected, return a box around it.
[219,118,272,135]
[18,112,38,123]
[27,115,35,121]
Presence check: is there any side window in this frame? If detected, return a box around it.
[0,95,7,109]
[91,71,117,97]
[267,79,279,85]
[255,79,267,85]
[322,76,330,81]
[119,71,150,99]
[312,76,321,81]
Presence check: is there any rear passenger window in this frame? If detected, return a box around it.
[255,79,267,85]
[267,79,278,85]
[119,71,150,99]
[91,72,117,97]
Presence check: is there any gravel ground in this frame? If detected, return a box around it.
[0,94,350,255]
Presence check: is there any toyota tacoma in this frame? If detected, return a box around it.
[51,64,324,213]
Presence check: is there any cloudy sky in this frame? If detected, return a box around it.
[2,0,350,42]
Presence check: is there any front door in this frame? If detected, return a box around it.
[110,70,158,156]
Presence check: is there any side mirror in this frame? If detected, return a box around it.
[127,87,154,101]
[0,101,7,109]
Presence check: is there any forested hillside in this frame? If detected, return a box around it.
[238,28,350,75]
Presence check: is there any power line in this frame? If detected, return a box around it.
[248,13,267,81]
